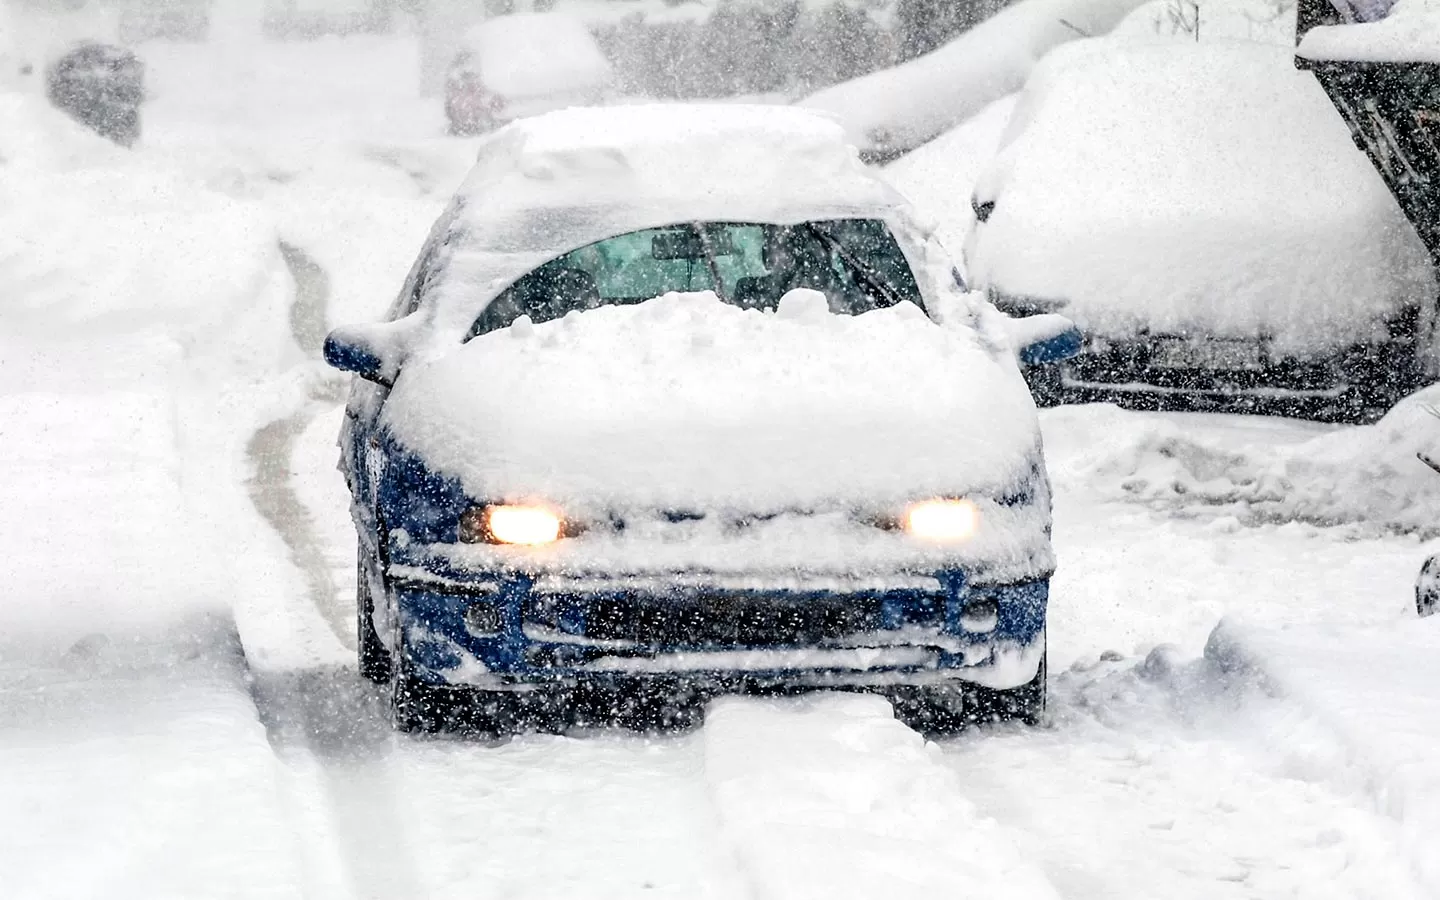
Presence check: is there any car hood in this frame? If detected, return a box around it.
[381,291,1039,512]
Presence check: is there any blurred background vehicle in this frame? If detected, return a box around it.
[45,39,144,145]
[117,0,210,43]
[443,11,612,135]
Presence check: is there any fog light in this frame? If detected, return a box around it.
[463,601,502,635]
[960,597,999,633]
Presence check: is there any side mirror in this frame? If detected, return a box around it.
[1002,313,1083,365]
[323,325,394,386]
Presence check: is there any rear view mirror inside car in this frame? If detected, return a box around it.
[651,228,737,260]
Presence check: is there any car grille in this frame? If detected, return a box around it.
[1066,339,1342,392]
[523,591,919,649]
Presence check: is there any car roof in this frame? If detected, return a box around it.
[422,104,909,337]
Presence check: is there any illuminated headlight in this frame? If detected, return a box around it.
[459,504,564,545]
[903,499,980,543]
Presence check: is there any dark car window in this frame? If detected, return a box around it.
[467,219,924,339]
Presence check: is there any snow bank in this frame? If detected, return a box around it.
[1042,384,1440,534]
[797,0,1147,156]
[460,13,612,100]
[704,694,1061,900]
[966,40,1434,354]
[1300,0,1440,62]
[386,290,1038,509]
[882,95,1017,260]
[1206,617,1440,893]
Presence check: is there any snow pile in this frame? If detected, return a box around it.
[882,95,1017,260]
[797,0,1147,156]
[460,13,613,101]
[1300,0,1440,62]
[704,694,1061,900]
[966,40,1434,354]
[1206,617,1440,894]
[0,91,286,345]
[386,289,1038,509]
[1043,385,1440,534]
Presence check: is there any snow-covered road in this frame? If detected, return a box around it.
[5,27,1439,900]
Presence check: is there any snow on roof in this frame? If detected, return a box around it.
[796,0,1147,156]
[423,104,908,339]
[1299,0,1440,63]
[458,13,612,99]
[965,40,1435,353]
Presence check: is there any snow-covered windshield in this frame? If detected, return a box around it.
[467,218,924,338]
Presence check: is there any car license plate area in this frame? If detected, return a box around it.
[1150,338,1264,371]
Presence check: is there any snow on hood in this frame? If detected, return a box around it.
[416,104,907,346]
[966,40,1435,355]
[382,290,1040,510]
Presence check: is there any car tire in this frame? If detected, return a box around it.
[889,650,1047,737]
[357,548,392,685]
[1417,554,1440,618]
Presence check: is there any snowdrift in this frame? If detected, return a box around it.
[1045,384,1440,534]
[966,40,1434,355]
[797,0,1147,157]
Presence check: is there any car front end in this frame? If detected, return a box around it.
[370,440,1054,733]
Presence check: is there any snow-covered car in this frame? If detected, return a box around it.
[45,42,145,148]
[965,40,1437,422]
[443,13,613,137]
[322,105,1081,735]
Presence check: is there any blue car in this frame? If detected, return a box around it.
[323,105,1080,735]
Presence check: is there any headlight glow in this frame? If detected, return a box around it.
[904,499,980,542]
[461,504,564,545]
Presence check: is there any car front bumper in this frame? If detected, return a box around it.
[387,566,1048,693]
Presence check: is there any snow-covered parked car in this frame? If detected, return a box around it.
[443,13,613,136]
[322,105,1081,735]
[45,42,145,148]
[966,40,1437,422]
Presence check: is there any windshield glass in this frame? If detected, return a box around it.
[467,219,924,339]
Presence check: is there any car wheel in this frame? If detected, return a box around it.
[1416,554,1440,618]
[889,650,1047,737]
[389,649,524,737]
[356,547,391,684]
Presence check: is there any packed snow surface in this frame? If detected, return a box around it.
[1301,0,1440,62]
[385,289,1039,509]
[459,13,613,100]
[797,0,1147,155]
[967,40,1434,353]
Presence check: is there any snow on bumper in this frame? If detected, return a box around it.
[389,565,1047,692]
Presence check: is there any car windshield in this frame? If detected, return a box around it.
[467,218,924,339]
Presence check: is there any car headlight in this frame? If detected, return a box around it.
[904,499,980,543]
[459,504,564,545]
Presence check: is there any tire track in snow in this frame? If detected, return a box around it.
[933,654,1430,900]
[243,240,426,900]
